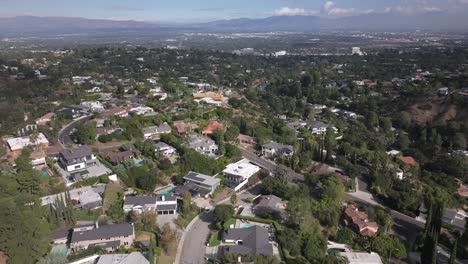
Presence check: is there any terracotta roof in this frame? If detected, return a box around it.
[399,156,417,166]
[30,151,46,160]
[202,120,225,135]
[193,92,224,101]
[344,204,378,237]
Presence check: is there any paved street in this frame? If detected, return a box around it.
[58,115,93,146]
[179,212,213,264]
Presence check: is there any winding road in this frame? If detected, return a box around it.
[58,115,92,147]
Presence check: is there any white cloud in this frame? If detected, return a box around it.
[273,7,319,16]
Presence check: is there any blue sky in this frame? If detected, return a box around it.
[0,0,467,22]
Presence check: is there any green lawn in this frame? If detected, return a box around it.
[223,218,236,229]
[208,230,221,246]
[103,183,123,212]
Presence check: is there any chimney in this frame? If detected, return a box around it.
[162,195,165,201]
[95,221,99,229]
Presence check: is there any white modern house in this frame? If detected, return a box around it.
[123,194,177,215]
[307,121,338,135]
[155,142,177,157]
[188,136,218,156]
[223,159,260,191]
[59,146,97,172]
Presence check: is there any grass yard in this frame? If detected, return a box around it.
[103,182,123,212]
[208,230,221,246]
[158,254,175,264]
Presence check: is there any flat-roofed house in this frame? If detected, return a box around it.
[6,133,49,151]
[223,159,260,191]
[174,171,221,198]
[338,252,383,264]
[123,194,177,215]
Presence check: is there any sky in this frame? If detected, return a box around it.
[1,0,468,22]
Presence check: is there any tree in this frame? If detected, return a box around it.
[375,209,393,233]
[449,234,459,264]
[159,223,177,254]
[372,233,407,260]
[274,164,291,184]
[230,193,237,205]
[182,191,192,214]
[141,211,157,232]
[76,121,97,145]
[214,204,234,225]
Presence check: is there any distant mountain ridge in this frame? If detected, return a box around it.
[0,13,468,36]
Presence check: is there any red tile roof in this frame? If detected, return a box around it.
[399,156,417,166]
[343,204,379,237]
[202,120,225,135]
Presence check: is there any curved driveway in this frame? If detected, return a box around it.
[178,212,213,264]
[58,115,92,147]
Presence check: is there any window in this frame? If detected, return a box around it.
[75,165,80,169]
[124,242,128,246]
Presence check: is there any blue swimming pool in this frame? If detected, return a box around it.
[133,161,145,167]
[327,248,346,253]
[51,245,68,255]
[39,170,50,177]
[240,223,254,228]
[159,188,174,195]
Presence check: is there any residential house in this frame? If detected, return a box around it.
[130,106,155,116]
[142,123,172,139]
[100,107,130,119]
[399,156,418,166]
[41,186,103,210]
[59,146,97,172]
[173,120,199,135]
[174,171,221,198]
[6,133,49,151]
[35,112,55,125]
[96,252,149,264]
[221,226,273,256]
[237,134,257,146]
[443,209,467,232]
[255,195,288,221]
[85,86,102,93]
[307,121,337,135]
[223,159,260,191]
[58,107,81,119]
[202,120,226,136]
[312,163,350,185]
[51,227,71,245]
[101,150,134,165]
[188,136,218,156]
[80,101,105,113]
[343,204,379,237]
[123,194,177,215]
[30,151,46,166]
[338,252,383,264]
[70,223,135,253]
[261,141,294,158]
[287,120,307,130]
[155,142,177,158]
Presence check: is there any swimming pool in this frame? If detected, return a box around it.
[39,170,50,177]
[327,248,346,253]
[159,188,174,195]
[133,161,145,167]
[51,245,68,255]
[240,223,254,228]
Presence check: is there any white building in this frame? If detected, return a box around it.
[59,146,97,172]
[41,186,103,210]
[130,106,155,116]
[6,133,49,151]
[339,252,383,264]
[123,194,177,215]
[155,142,177,157]
[223,159,260,191]
[80,101,105,112]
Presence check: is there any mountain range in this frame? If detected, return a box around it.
[1,13,467,36]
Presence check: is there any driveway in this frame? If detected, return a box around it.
[58,115,92,147]
[179,212,213,264]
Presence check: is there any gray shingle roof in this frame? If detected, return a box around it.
[124,196,157,207]
[222,226,273,256]
[60,145,92,161]
[262,141,293,153]
[71,223,133,243]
